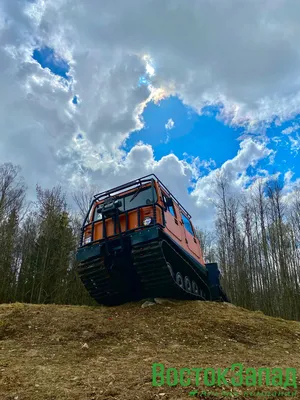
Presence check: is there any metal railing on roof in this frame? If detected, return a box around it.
[92,174,191,219]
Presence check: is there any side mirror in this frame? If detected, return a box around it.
[114,199,122,208]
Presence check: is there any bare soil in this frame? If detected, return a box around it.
[0,300,300,400]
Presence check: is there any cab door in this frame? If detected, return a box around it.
[180,212,201,258]
[161,191,182,242]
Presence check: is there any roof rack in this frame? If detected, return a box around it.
[93,174,191,219]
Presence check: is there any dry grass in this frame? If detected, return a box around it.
[0,300,300,400]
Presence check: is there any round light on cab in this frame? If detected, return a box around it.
[143,217,152,226]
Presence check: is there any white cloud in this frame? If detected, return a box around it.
[281,172,300,208]
[289,133,300,155]
[0,0,299,226]
[163,118,175,143]
[284,170,294,184]
[190,138,273,228]
[62,141,196,215]
[165,118,175,130]
[199,158,217,171]
[282,124,300,135]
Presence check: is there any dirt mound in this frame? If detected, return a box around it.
[0,300,299,400]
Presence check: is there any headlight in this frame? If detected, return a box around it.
[143,217,152,226]
[84,236,92,244]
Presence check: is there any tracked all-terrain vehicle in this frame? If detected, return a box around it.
[76,175,229,306]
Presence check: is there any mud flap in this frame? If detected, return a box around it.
[76,242,103,263]
[206,262,222,300]
[130,226,159,246]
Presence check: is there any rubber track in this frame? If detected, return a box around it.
[132,240,211,301]
[78,239,213,305]
[78,258,124,305]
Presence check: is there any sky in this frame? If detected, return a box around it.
[0,0,299,229]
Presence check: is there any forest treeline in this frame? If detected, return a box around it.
[198,176,300,321]
[0,162,299,320]
[0,163,93,306]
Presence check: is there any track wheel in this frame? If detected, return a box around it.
[166,262,174,277]
[192,280,199,295]
[175,272,184,288]
[184,276,192,292]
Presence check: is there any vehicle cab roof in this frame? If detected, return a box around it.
[93,174,192,220]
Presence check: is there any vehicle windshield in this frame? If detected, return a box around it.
[94,185,157,221]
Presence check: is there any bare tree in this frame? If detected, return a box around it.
[72,185,98,219]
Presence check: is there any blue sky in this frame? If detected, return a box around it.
[124,97,242,167]
[125,96,300,182]
[33,47,70,80]
[32,45,300,190]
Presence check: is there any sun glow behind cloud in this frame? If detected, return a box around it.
[143,54,155,77]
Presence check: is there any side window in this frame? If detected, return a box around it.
[181,213,194,236]
[94,206,103,221]
[162,193,176,217]
[168,204,176,217]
